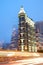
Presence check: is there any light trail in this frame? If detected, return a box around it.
[14,57,43,65]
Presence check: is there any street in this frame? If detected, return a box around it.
[0,51,43,65]
[0,57,43,65]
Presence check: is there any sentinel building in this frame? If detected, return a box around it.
[18,7,37,52]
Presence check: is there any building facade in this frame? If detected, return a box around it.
[9,28,18,50]
[35,22,43,51]
[18,7,37,52]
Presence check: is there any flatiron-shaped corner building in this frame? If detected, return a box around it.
[18,7,37,52]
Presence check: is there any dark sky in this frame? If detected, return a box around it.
[0,0,43,43]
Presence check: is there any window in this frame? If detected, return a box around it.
[19,17,21,21]
[19,16,25,21]
[21,17,25,21]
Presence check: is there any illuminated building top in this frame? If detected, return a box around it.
[18,7,25,14]
[18,7,35,27]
